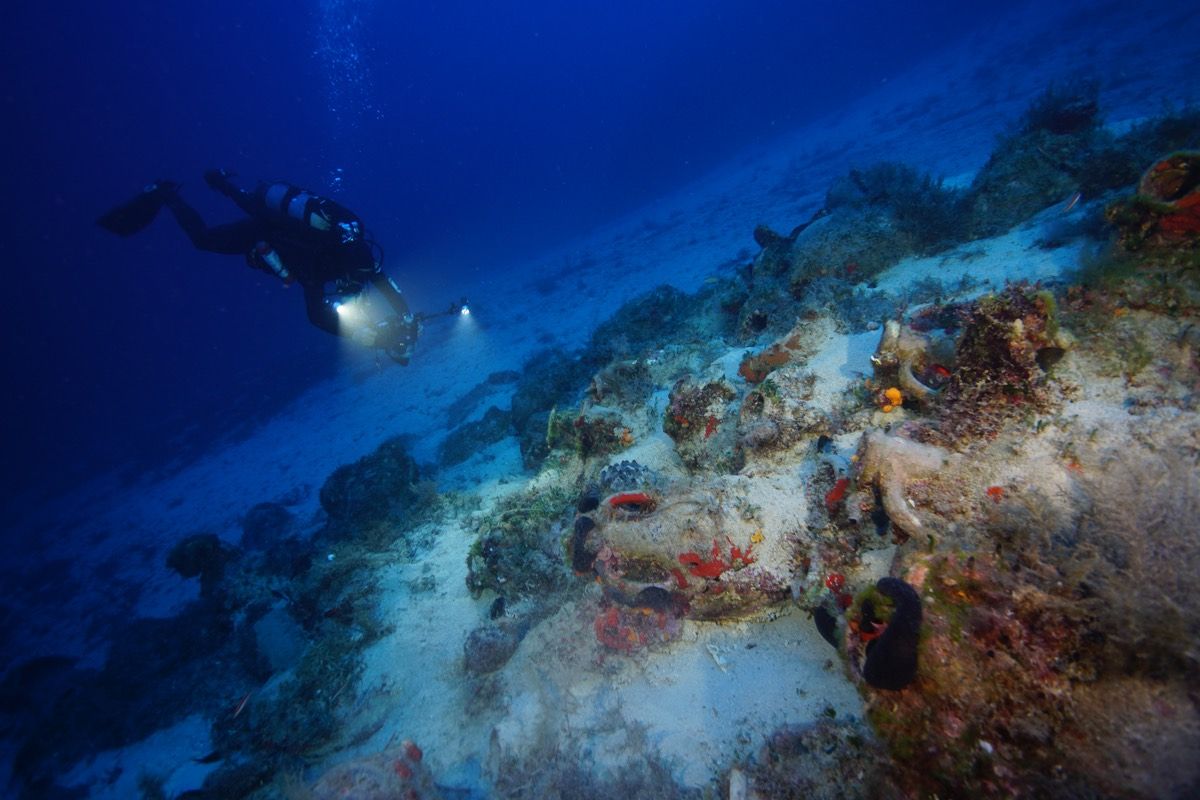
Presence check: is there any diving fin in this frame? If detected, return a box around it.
[96,182,176,236]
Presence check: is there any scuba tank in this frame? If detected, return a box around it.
[250,241,291,282]
[255,182,363,245]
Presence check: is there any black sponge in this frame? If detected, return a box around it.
[862,577,922,690]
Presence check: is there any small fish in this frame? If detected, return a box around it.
[1063,191,1082,213]
[232,690,253,719]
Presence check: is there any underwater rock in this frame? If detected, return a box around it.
[731,719,888,800]
[464,620,528,674]
[587,284,715,361]
[252,606,308,673]
[510,348,598,470]
[967,83,1101,237]
[319,436,421,530]
[939,285,1068,441]
[858,550,1200,798]
[587,358,654,408]
[545,407,627,459]
[308,741,442,800]
[440,406,513,467]
[466,482,576,601]
[1019,77,1100,136]
[789,208,915,289]
[517,408,552,469]
[166,532,234,599]
[859,577,922,691]
[446,368,520,428]
[663,378,740,473]
[240,501,294,551]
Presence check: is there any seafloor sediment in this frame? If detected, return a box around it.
[5,79,1200,800]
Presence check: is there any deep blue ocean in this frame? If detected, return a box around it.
[3,0,1015,515]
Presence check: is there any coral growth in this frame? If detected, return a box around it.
[1107,151,1200,262]
[466,481,576,601]
[938,285,1068,442]
[593,604,682,653]
[663,378,740,472]
[319,436,426,536]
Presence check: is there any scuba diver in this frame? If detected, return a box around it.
[97,170,420,364]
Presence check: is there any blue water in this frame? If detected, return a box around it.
[2,0,1015,514]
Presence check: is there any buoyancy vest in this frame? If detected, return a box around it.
[253,182,364,246]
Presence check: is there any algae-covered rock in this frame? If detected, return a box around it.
[319,436,421,529]
[1107,151,1200,263]
[663,378,740,473]
[466,480,576,601]
[241,501,294,551]
[938,284,1068,442]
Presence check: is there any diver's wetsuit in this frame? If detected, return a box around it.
[160,179,411,337]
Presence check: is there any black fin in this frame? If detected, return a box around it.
[96,186,167,236]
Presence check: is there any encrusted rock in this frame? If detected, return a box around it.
[585,476,800,620]
[464,621,528,675]
[663,378,740,473]
[241,502,294,551]
[598,459,659,493]
[319,436,421,529]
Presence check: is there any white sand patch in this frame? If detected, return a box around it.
[354,517,495,782]
[438,438,526,493]
[874,205,1088,303]
[486,599,861,789]
[806,328,883,412]
[61,714,215,799]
